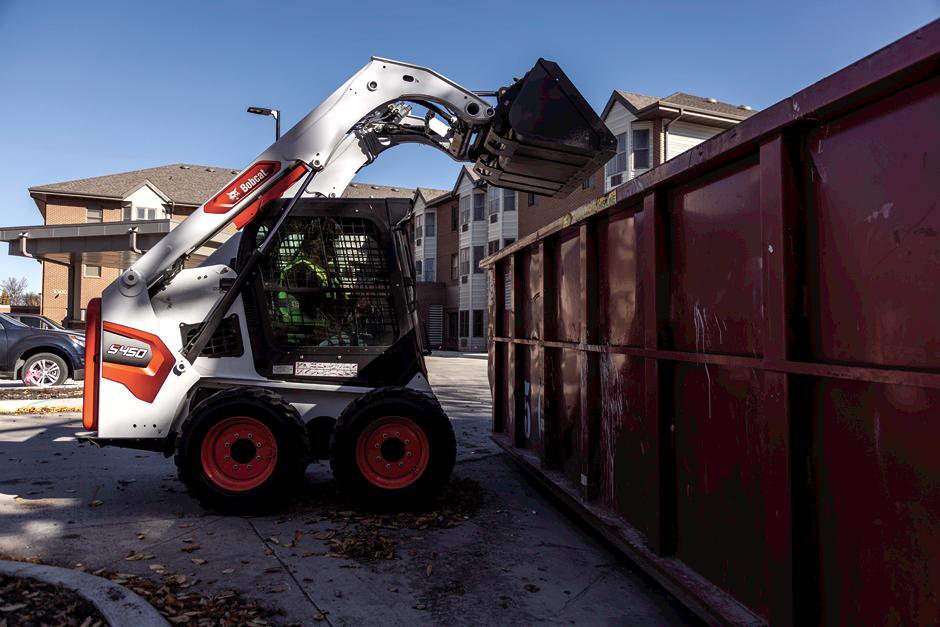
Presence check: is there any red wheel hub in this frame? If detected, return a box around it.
[200,416,277,492]
[356,416,429,490]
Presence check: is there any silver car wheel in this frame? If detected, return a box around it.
[25,359,61,387]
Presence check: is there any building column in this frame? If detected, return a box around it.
[67,254,82,328]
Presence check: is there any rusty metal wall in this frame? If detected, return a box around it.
[485,22,940,626]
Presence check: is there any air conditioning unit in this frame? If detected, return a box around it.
[489,214,498,223]
[461,223,469,232]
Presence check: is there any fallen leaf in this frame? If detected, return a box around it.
[190,558,207,565]
[149,564,165,571]
[222,568,235,575]
[180,544,201,553]
[426,563,433,577]
[89,500,104,508]
[524,584,540,593]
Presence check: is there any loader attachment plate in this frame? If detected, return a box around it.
[473,58,617,198]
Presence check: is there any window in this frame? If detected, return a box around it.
[488,240,499,256]
[451,205,458,231]
[254,215,399,348]
[83,264,101,278]
[487,186,500,216]
[633,128,651,170]
[414,214,423,240]
[450,253,458,280]
[459,195,471,226]
[448,312,458,337]
[473,192,485,221]
[582,172,595,190]
[459,310,470,337]
[504,269,512,309]
[86,205,103,223]
[459,247,470,276]
[473,245,485,274]
[124,205,161,221]
[424,258,436,282]
[425,212,436,237]
[503,238,515,247]
[606,132,627,189]
[415,259,423,279]
[527,192,536,207]
[472,310,484,337]
[503,189,516,211]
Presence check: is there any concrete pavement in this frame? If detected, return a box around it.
[0,354,696,625]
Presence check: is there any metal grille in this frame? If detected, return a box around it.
[182,315,243,358]
[258,216,398,347]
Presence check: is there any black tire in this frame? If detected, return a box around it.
[330,387,455,507]
[21,352,68,387]
[175,387,310,514]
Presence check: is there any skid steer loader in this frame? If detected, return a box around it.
[80,57,615,512]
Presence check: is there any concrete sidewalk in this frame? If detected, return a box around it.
[0,355,696,625]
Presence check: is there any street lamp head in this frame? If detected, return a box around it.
[247,106,273,116]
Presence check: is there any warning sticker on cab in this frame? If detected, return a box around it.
[295,361,358,378]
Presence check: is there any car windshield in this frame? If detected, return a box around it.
[0,313,27,327]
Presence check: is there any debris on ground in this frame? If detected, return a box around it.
[0,555,280,626]
[101,568,281,625]
[0,387,82,401]
[14,405,80,415]
[0,573,104,626]
[289,478,485,562]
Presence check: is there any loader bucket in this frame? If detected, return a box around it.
[473,59,617,198]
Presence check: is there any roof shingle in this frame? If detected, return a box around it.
[29,163,417,205]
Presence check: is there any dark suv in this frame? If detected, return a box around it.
[0,313,85,386]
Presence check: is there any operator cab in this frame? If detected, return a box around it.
[235,197,424,388]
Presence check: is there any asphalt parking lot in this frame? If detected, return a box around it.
[0,354,695,625]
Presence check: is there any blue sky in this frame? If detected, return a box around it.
[0,0,936,290]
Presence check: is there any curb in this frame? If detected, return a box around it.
[0,560,168,626]
[0,398,83,414]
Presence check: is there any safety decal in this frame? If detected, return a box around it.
[204,161,282,214]
[295,362,358,378]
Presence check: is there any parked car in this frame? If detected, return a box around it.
[0,313,85,386]
[7,313,76,333]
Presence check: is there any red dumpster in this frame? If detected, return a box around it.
[484,20,940,626]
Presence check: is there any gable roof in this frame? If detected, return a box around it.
[416,187,450,203]
[450,165,482,196]
[29,164,241,207]
[602,89,757,121]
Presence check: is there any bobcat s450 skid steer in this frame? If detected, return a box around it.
[79,58,615,512]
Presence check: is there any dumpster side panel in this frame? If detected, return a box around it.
[598,206,643,347]
[667,162,763,357]
[811,379,940,626]
[554,232,582,343]
[808,77,940,370]
[521,248,542,339]
[598,352,655,536]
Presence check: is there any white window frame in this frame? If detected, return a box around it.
[425,211,436,237]
[605,132,628,191]
[424,258,436,281]
[631,124,652,173]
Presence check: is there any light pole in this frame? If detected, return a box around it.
[247,106,281,140]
